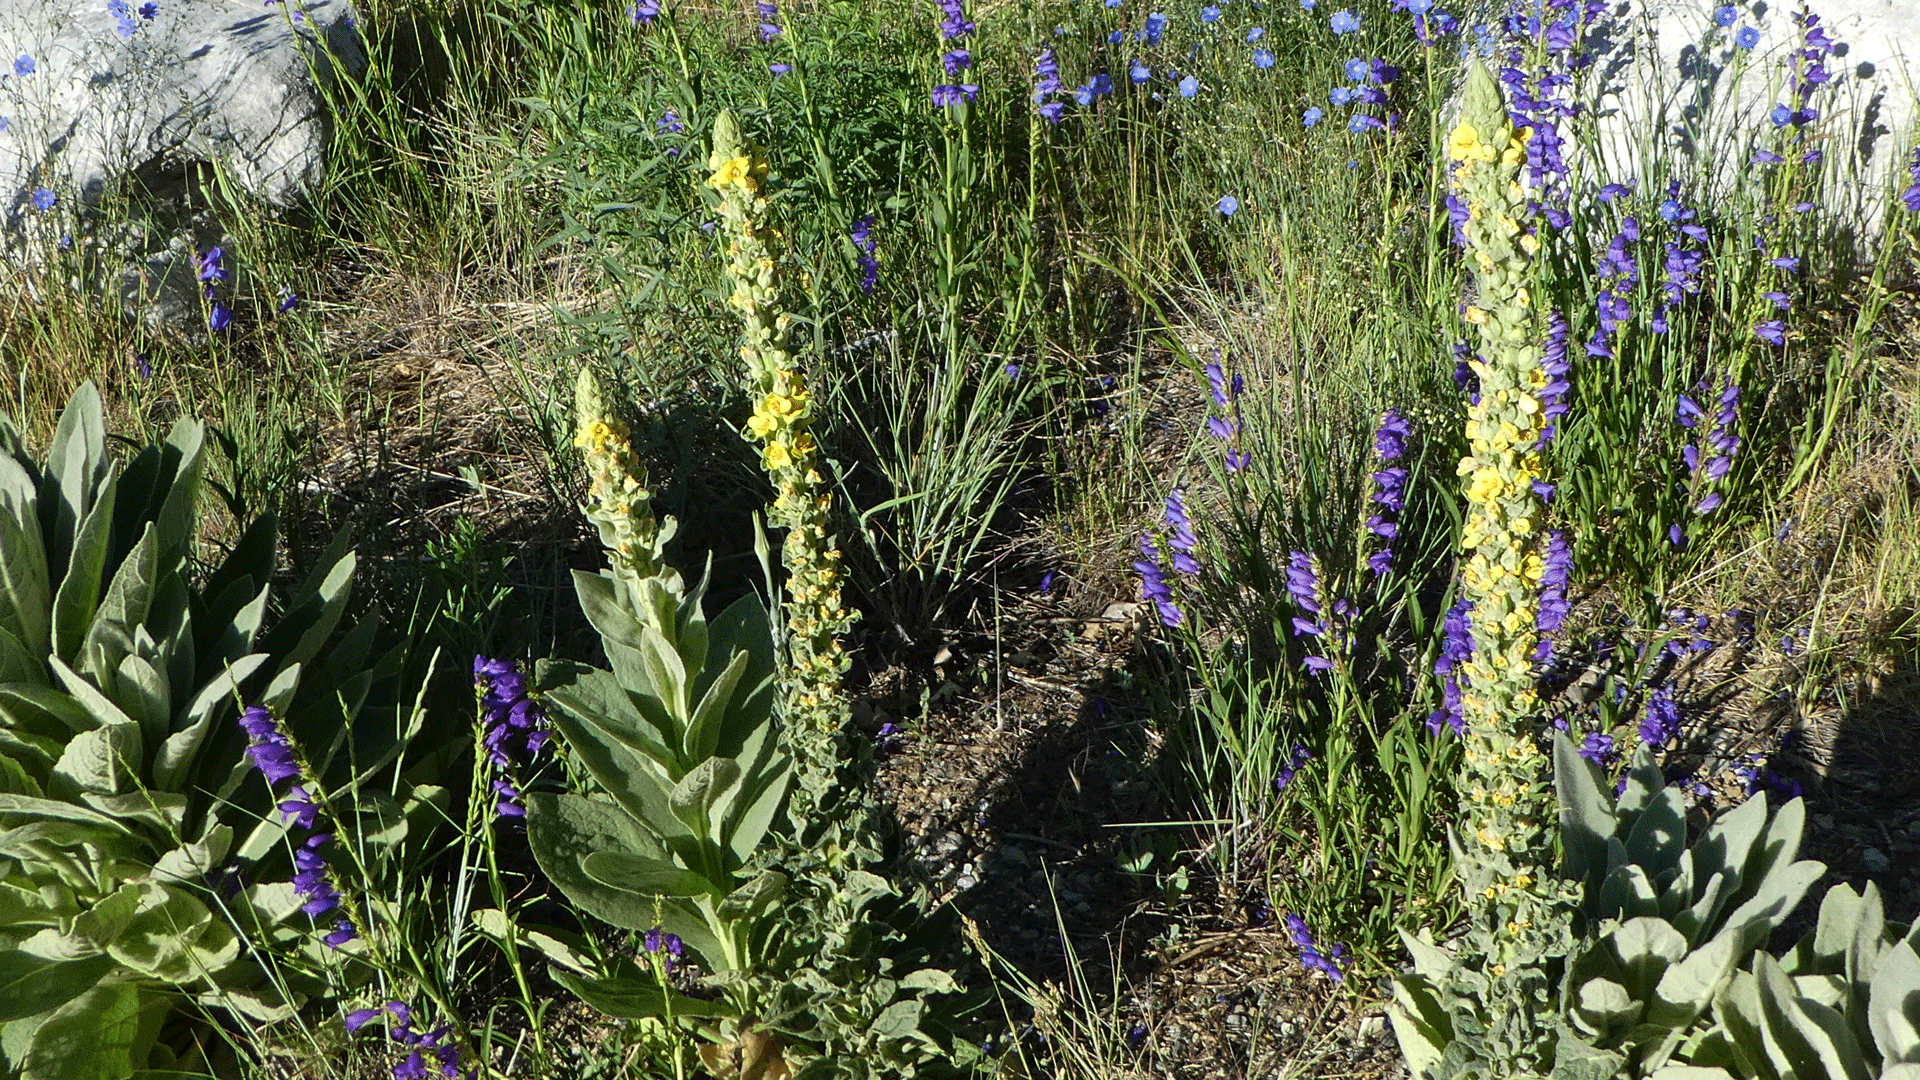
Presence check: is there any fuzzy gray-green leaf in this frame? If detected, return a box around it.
[1868,939,1920,1063]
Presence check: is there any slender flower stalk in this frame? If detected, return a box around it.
[708,110,856,820]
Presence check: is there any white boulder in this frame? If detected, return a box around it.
[0,0,364,325]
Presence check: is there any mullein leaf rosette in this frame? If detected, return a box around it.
[1390,63,1581,1080]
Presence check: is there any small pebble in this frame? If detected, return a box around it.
[954,874,978,890]
[1863,847,1891,873]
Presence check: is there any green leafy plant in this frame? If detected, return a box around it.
[1390,730,1912,1080]
[0,383,413,1078]
[1666,881,1920,1080]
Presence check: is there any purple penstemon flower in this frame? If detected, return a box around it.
[1537,310,1572,447]
[1428,599,1473,735]
[240,705,304,786]
[1284,551,1340,673]
[1273,743,1312,792]
[1134,534,1185,627]
[1164,489,1201,575]
[475,655,550,817]
[1638,686,1681,748]
[1578,731,1615,767]
[851,215,879,293]
[1533,528,1572,661]
[1284,913,1348,981]
[1364,409,1411,575]
[1676,378,1739,517]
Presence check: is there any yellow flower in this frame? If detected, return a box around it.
[708,155,754,190]
[1447,123,1482,162]
[1468,469,1504,505]
[765,441,793,469]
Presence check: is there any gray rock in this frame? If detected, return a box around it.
[1461,0,1920,238]
[1,0,364,326]
[1863,847,1891,873]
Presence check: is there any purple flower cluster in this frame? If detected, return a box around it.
[644,926,686,972]
[1494,0,1606,228]
[1428,599,1473,735]
[628,0,659,24]
[756,0,781,40]
[851,216,879,294]
[1659,609,1714,657]
[1033,49,1066,124]
[1638,686,1681,748]
[1903,149,1920,213]
[1775,8,1835,130]
[1733,737,1805,800]
[1284,914,1346,982]
[1577,730,1615,767]
[1533,529,1572,662]
[1676,379,1739,516]
[239,706,359,949]
[345,1001,474,1079]
[106,0,155,37]
[1285,552,1347,673]
[1273,743,1312,792]
[1135,534,1185,628]
[1204,359,1248,471]
[1365,410,1410,575]
[1164,489,1201,575]
[932,0,979,107]
[1582,204,1638,369]
[1655,183,1709,330]
[1326,57,1397,134]
[1072,72,1115,106]
[196,244,235,332]
[475,656,549,817]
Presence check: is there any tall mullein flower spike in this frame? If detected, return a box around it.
[708,109,855,820]
[574,366,681,602]
[1436,61,1581,1076]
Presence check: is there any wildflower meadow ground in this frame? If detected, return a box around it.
[1,0,1919,1077]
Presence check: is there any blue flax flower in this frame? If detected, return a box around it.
[1217,194,1238,216]
[1735,25,1758,49]
[1130,59,1150,83]
[1201,5,1219,21]
[1329,9,1358,33]
[14,55,34,76]
[1246,25,1263,41]
[1178,74,1198,97]
[1303,106,1323,125]
[1141,11,1166,43]
[1713,5,1736,27]
[1252,47,1274,68]
[31,188,55,211]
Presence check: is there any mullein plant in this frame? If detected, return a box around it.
[707,109,855,834]
[1388,63,1584,1079]
[703,111,962,1077]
